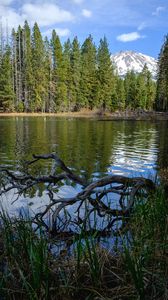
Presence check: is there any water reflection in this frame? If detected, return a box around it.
[0,117,159,176]
[0,117,163,217]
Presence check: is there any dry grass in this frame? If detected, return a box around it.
[0,109,104,118]
[1,109,168,120]
[160,168,168,184]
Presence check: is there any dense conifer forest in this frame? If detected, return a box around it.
[155,35,168,111]
[0,21,167,112]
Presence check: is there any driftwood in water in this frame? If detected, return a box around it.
[0,153,155,237]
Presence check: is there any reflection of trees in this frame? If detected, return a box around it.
[43,119,117,179]
[157,121,168,169]
[113,121,156,149]
[0,118,159,179]
[0,118,18,167]
[0,118,116,178]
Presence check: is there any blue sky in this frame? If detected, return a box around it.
[0,0,167,58]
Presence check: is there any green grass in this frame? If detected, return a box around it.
[122,187,168,299]
[0,187,168,299]
[0,211,50,299]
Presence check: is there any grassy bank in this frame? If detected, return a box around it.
[0,109,168,120]
[0,109,98,118]
[0,187,167,300]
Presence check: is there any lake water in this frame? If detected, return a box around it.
[0,117,168,218]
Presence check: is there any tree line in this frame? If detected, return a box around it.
[0,21,158,112]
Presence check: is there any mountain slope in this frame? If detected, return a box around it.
[111,51,157,79]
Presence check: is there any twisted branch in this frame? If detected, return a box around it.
[0,153,155,238]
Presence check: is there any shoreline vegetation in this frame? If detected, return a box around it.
[0,109,168,120]
[0,154,168,299]
[0,184,167,299]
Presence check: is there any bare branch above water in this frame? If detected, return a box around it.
[0,153,155,239]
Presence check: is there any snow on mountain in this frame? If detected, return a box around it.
[111,51,158,79]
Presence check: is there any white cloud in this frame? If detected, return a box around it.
[0,2,75,32]
[152,6,165,16]
[22,3,74,26]
[82,9,92,18]
[117,31,145,42]
[0,5,25,29]
[43,28,71,37]
[54,28,70,37]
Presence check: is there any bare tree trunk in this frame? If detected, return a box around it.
[18,28,22,106]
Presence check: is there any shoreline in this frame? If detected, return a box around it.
[0,110,168,120]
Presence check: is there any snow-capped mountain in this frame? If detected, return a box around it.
[111,51,157,79]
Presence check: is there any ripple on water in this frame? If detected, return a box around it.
[0,118,162,216]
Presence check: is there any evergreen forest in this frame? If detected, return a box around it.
[0,21,167,112]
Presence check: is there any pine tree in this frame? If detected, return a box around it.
[0,46,14,111]
[11,28,18,109]
[71,37,81,110]
[80,35,97,109]
[22,21,33,111]
[44,36,52,112]
[31,22,46,111]
[146,69,156,110]
[135,72,147,109]
[140,64,156,110]
[115,77,125,110]
[63,39,73,111]
[17,25,23,107]
[11,26,24,111]
[124,71,137,109]
[96,37,115,110]
[155,35,168,111]
[51,30,67,111]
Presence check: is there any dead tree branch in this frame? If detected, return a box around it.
[0,153,155,238]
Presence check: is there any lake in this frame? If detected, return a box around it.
[0,117,168,218]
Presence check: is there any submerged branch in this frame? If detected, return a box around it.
[0,153,155,237]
